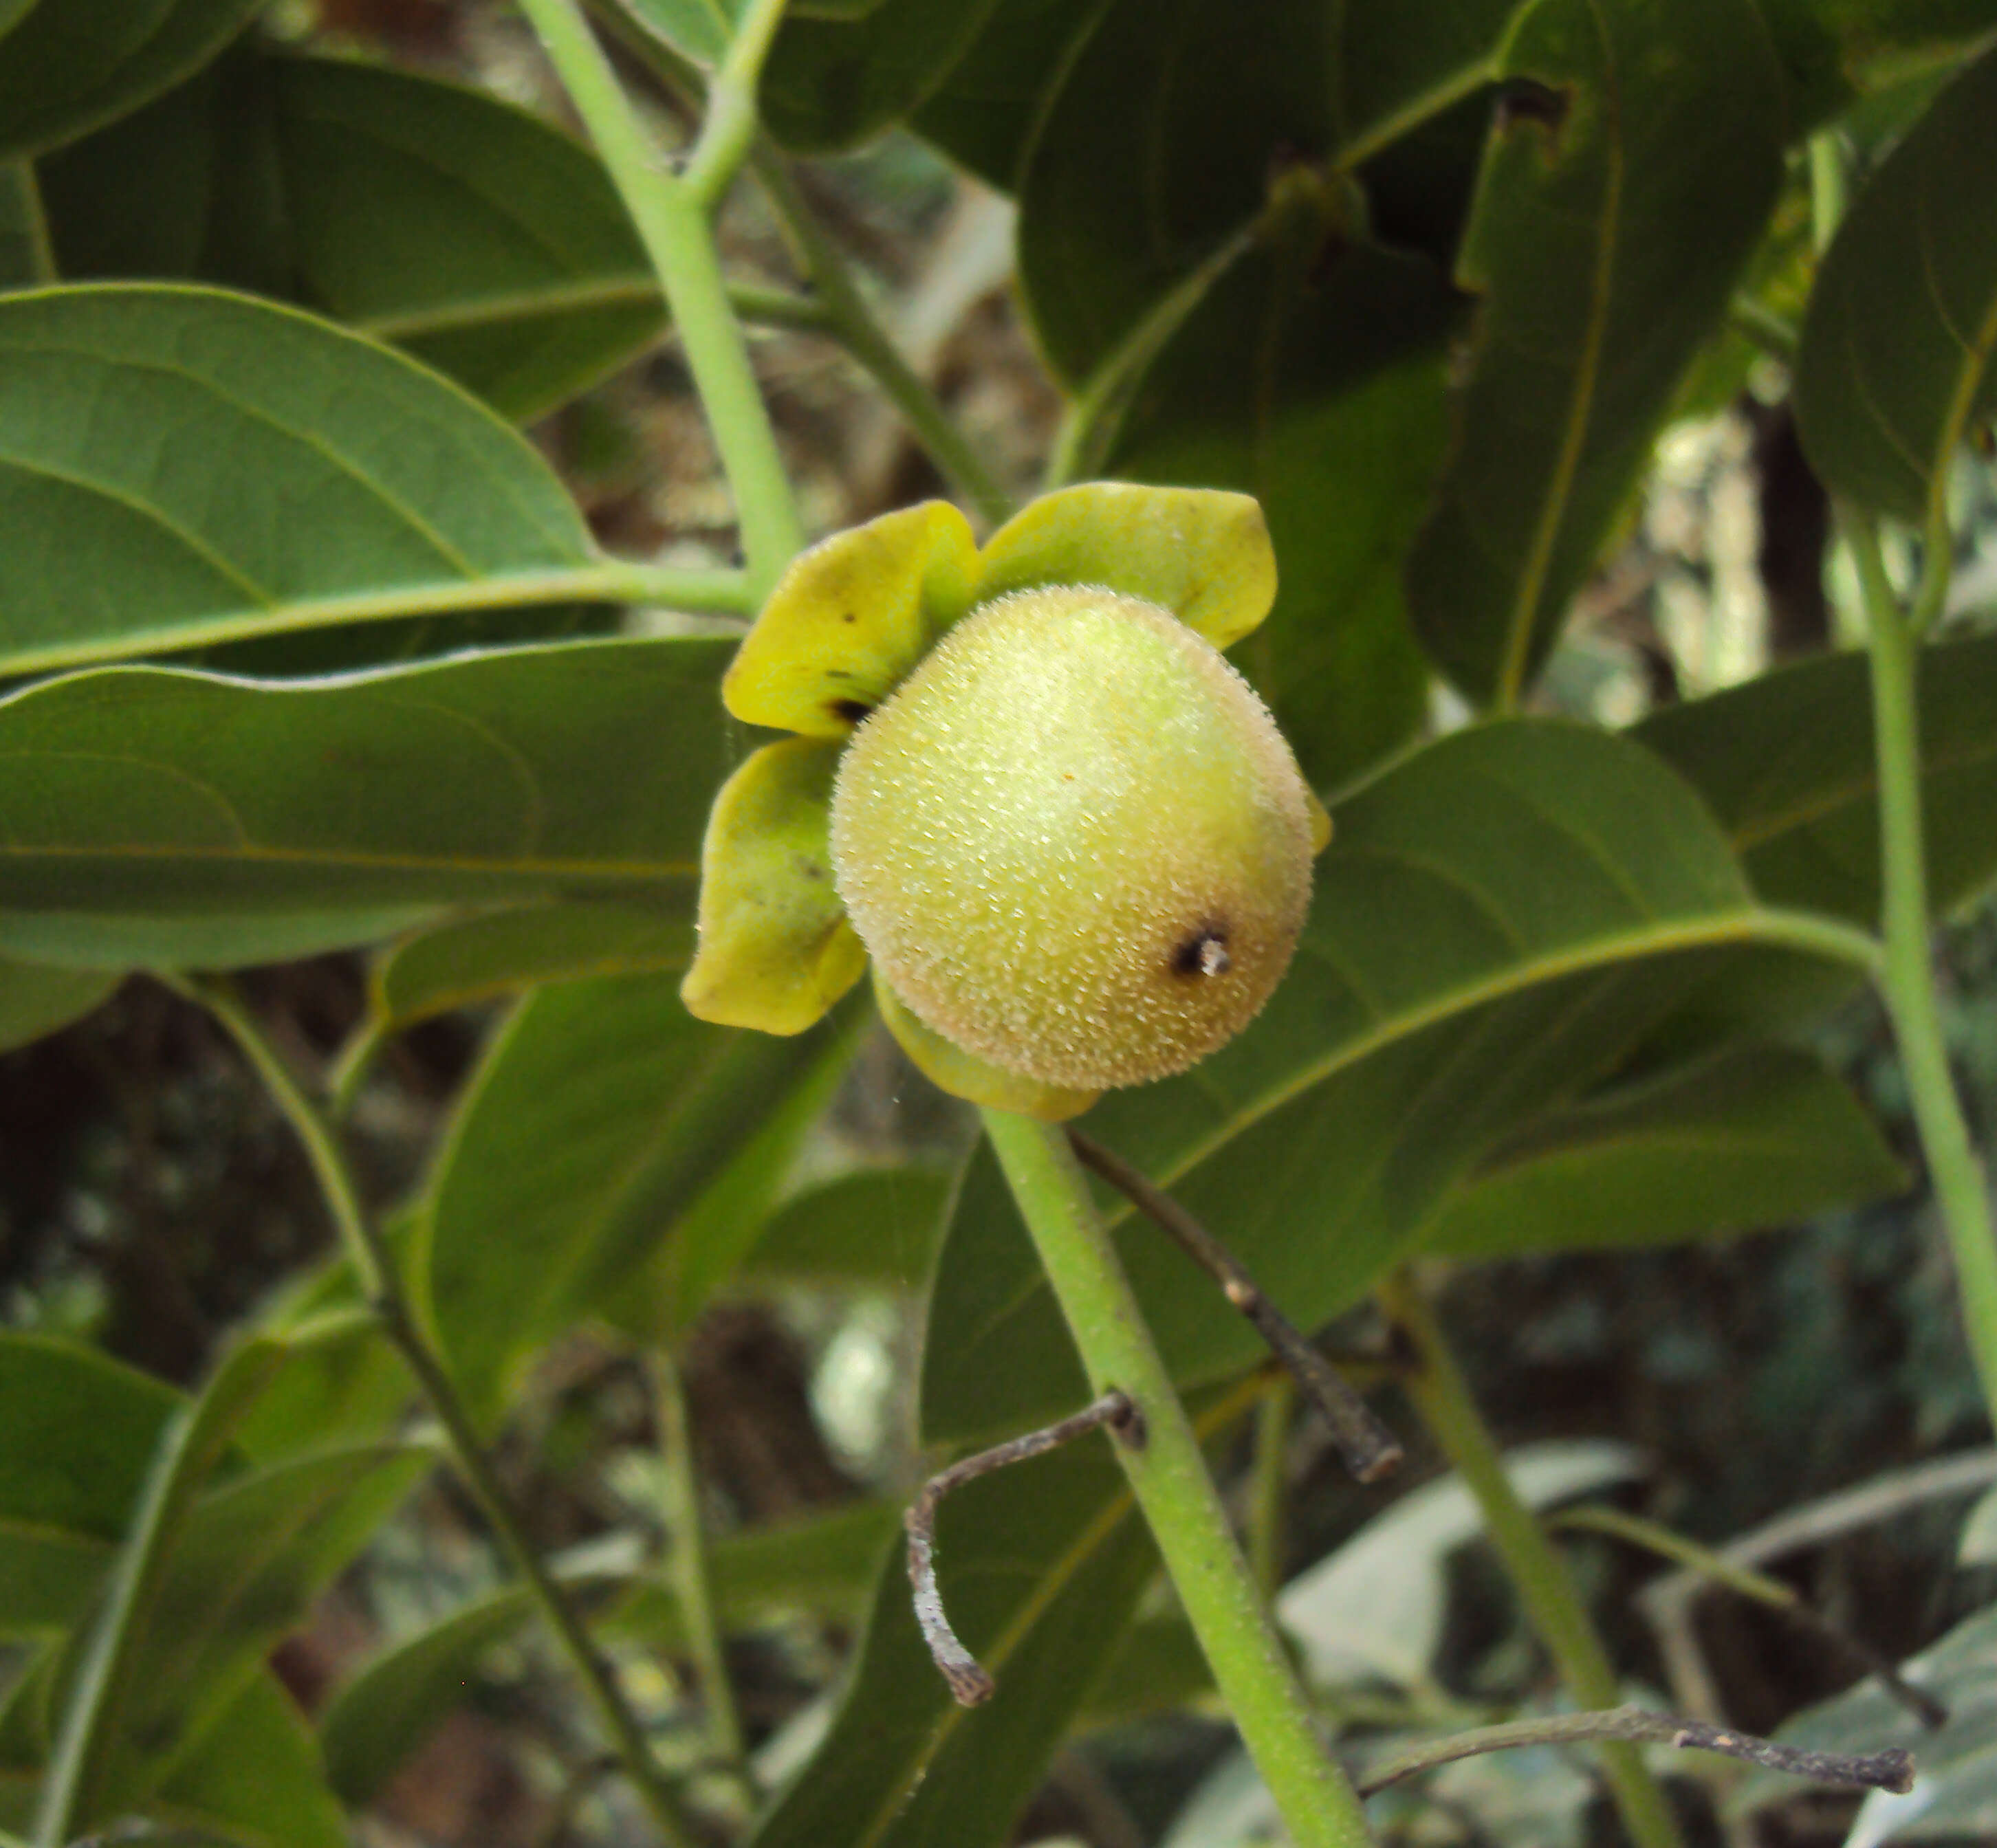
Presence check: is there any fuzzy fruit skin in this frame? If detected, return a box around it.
[829,586,1314,1090]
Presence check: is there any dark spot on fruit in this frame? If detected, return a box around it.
[1172,928,1231,979]
[829,698,873,723]
[840,610,858,624]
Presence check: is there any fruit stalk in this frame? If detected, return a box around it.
[981,1107,1379,1848]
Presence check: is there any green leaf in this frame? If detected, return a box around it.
[90,1441,429,1827]
[1422,1044,1906,1260]
[38,1318,416,1836]
[320,1585,543,1809]
[0,1336,179,1638]
[1100,199,1459,791]
[1014,0,1514,387]
[616,0,745,66]
[326,1499,902,1807]
[1729,1600,1997,1835]
[1635,627,1997,926]
[151,1672,347,1848]
[746,1429,1160,1848]
[0,635,735,969]
[365,902,695,1036]
[741,1166,954,1289]
[759,0,1005,153]
[0,0,263,160]
[421,976,862,1428]
[920,719,1870,1443]
[908,0,1108,190]
[1406,0,1787,709]
[0,959,118,1053]
[0,284,600,677]
[1794,42,1997,529]
[38,52,669,421]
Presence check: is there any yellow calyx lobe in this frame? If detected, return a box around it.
[829,585,1314,1091]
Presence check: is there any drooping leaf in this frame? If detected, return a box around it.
[0,959,119,1053]
[421,976,863,1429]
[38,52,668,421]
[0,285,601,677]
[364,902,695,1037]
[0,0,263,161]
[1635,628,1997,927]
[1100,192,1459,791]
[921,719,1868,1443]
[1422,1044,1906,1260]
[746,1421,1162,1848]
[1406,0,1787,709]
[1794,41,1997,529]
[0,635,736,969]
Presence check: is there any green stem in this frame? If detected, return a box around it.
[1848,516,1997,1431]
[1379,1268,1686,1848]
[752,149,1017,527]
[516,0,804,599]
[651,1348,747,1769]
[177,974,702,1848]
[683,0,790,208]
[980,1108,1377,1848]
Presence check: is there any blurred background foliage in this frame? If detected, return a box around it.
[3,2,1997,1845]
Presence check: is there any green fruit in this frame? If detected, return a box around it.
[829,585,1315,1090]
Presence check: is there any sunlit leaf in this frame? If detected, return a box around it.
[0,285,600,676]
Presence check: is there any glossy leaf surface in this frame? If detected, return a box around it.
[0,636,735,969]
[1794,42,1997,526]
[0,285,597,676]
[921,720,1864,1442]
[1406,0,1786,708]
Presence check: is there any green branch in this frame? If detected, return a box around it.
[683,0,790,208]
[515,0,803,598]
[752,150,1017,527]
[1379,1268,1688,1848]
[1847,516,1997,1433]
[981,1108,1378,1848]
[174,974,703,1848]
